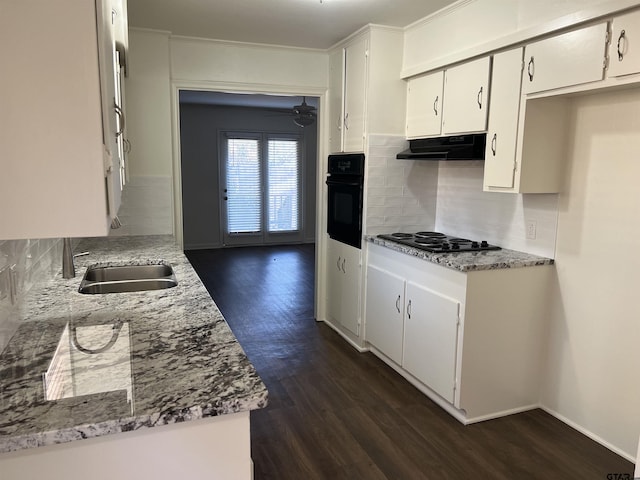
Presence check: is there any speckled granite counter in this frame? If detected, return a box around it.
[0,235,268,454]
[367,235,554,272]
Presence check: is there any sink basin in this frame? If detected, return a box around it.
[79,263,178,294]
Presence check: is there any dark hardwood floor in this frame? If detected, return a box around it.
[185,244,634,480]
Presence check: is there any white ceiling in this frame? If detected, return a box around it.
[127,0,459,49]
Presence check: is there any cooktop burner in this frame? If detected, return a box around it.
[377,232,501,253]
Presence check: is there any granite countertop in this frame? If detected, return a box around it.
[367,235,554,272]
[0,235,268,454]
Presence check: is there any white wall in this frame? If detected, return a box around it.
[170,37,328,90]
[542,89,640,460]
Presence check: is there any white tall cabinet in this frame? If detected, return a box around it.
[343,37,368,153]
[0,0,127,240]
[327,26,406,153]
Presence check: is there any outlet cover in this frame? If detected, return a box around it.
[526,220,537,240]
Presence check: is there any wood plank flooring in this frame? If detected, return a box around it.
[185,244,634,480]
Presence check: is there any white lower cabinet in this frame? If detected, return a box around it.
[364,265,405,364]
[402,282,460,404]
[326,238,361,337]
[364,242,553,422]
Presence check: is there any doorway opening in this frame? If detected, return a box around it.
[178,91,319,250]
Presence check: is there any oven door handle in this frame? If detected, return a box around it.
[326,179,362,187]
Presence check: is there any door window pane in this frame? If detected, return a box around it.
[267,139,299,232]
[226,138,261,233]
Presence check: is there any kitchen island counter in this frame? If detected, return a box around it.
[367,235,554,272]
[0,235,268,457]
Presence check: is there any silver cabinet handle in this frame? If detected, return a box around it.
[617,29,627,61]
[344,112,349,130]
[341,258,346,273]
[407,299,412,319]
[527,56,535,81]
[114,103,125,136]
[337,256,341,271]
[395,295,401,313]
[477,86,483,109]
[491,133,497,156]
[433,95,439,116]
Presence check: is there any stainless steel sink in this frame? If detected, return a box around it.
[79,263,178,294]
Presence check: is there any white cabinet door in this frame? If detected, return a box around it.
[0,0,113,240]
[402,281,460,403]
[405,71,444,138]
[340,242,361,336]
[326,239,344,326]
[343,36,368,153]
[442,57,491,135]
[522,22,607,94]
[608,10,640,78]
[365,265,405,364]
[326,239,361,336]
[329,48,345,153]
[483,49,524,190]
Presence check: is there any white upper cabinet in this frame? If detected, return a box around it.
[343,36,368,153]
[522,22,608,95]
[442,56,491,135]
[405,71,444,138]
[404,56,490,138]
[328,26,405,153]
[608,10,640,78]
[0,0,125,240]
[328,48,345,153]
[483,49,524,190]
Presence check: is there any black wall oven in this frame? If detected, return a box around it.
[326,153,365,249]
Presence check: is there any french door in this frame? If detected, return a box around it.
[221,132,303,246]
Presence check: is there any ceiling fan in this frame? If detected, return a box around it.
[290,97,317,127]
[266,97,317,127]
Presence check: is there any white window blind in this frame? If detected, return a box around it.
[226,138,261,233]
[267,139,299,232]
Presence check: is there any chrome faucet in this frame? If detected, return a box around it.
[62,238,89,279]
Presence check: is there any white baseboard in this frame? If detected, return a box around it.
[540,406,635,463]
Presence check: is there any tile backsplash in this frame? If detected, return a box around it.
[366,134,438,235]
[0,238,62,353]
[435,161,558,258]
